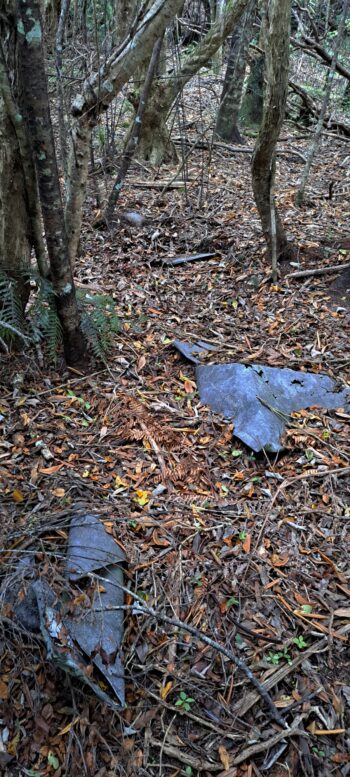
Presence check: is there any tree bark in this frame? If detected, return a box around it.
[135,0,249,163]
[104,36,164,226]
[251,0,292,265]
[215,0,255,143]
[240,52,264,125]
[16,0,86,365]
[0,89,32,307]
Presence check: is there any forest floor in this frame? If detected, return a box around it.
[1,82,350,777]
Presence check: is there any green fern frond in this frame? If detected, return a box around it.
[77,290,120,361]
[0,272,26,345]
[27,274,62,362]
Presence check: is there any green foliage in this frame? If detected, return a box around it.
[0,271,26,347]
[28,274,63,362]
[77,290,120,362]
[175,691,195,712]
[0,270,119,364]
[266,647,292,666]
[293,635,308,649]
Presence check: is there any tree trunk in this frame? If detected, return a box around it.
[251,0,292,266]
[104,36,164,223]
[215,0,255,143]
[135,0,249,164]
[240,52,264,126]
[16,0,86,365]
[65,0,184,267]
[0,92,32,308]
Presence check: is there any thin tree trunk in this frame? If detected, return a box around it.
[0,51,48,279]
[104,36,164,227]
[251,0,292,265]
[17,0,86,365]
[215,0,255,143]
[55,0,71,179]
[295,0,349,206]
[64,0,184,267]
[136,0,249,163]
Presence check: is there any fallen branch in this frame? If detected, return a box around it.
[286,262,350,279]
[129,600,287,725]
[232,715,307,766]
[90,572,288,728]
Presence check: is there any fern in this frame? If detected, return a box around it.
[0,270,119,363]
[0,272,26,346]
[28,275,63,361]
[77,291,120,361]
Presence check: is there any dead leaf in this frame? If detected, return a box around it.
[242,533,251,553]
[160,681,173,700]
[0,679,8,699]
[218,745,231,770]
[271,553,289,568]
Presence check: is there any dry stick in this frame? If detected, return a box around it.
[89,572,287,729]
[286,262,350,279]
[231,716,307,766]
[132,602,288,728]
[150,720,306,772]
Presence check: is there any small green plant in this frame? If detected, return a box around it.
[312,745,326,758]
[175,691,195,712]
[239,530,247,541]
[0,270,120,363]
[266,647,292,666]
[226,596,239,609]
[293,635,308,649]
[185,767,192,777]
[78,290,120,361]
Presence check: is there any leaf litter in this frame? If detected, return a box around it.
[0,80,350,776]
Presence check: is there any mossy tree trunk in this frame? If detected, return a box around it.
[16,0,86,365]
[240,52,264,126]
[251,0,292,265]
[0,93,32,308]
[215,0,256,143]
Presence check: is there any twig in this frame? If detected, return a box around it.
[232,716,307,765]
[131,602,288,728]
[286,262,350,279]
[89,573,287,728]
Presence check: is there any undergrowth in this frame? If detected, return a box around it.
[0,271,120,363]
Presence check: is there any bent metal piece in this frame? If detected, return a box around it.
[174,340,350,452]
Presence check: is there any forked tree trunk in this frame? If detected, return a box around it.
[104,36,164,223]
[135,0,249,163]
[65,0,184,267]
[251,0,292,266]
[16,0,86,365]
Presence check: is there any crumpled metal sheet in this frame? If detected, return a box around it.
[174,340,350,452]
[65,513,125,707]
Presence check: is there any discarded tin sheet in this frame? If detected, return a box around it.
[65,512,125,707]
[174,340,350,452]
